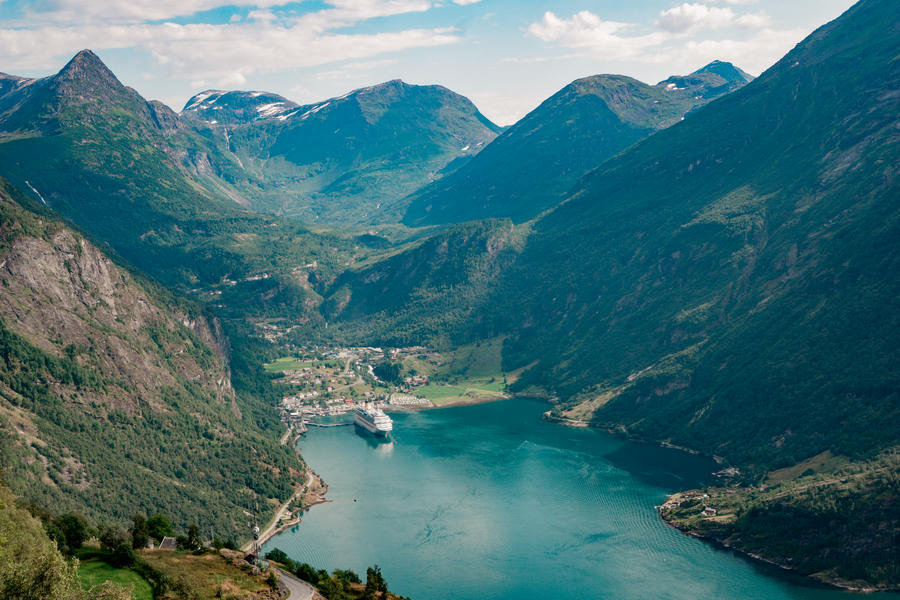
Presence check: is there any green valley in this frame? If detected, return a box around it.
[0,0,898,595]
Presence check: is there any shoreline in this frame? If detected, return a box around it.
[544,412,895,594]
[251,433,331,553]
[274,400,895,594]
[542,411,724,463]
[657,508,896,594]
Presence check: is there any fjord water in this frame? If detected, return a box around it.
[266,399,875,600]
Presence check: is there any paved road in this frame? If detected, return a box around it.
[278,568,316,600]
[280,425,293,446]
[241,470,311,553]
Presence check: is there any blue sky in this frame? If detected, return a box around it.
[0,0,858,124]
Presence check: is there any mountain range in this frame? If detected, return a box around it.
[181,79,502,225]
[320,0,899,585]
[0,0,897,590]
[403,61,753,227]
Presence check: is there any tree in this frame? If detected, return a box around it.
[146,514,174,542]
[130,514,149,550]
[98,526,135,568]
[50,514,91,554]
[373,362,402,385]
[293,562,320,585]
[365,565,388,598]
[333,569,361,584]
[317,576,348,600]
[187,524,201,551]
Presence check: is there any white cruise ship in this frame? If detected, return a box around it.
[354,404,393,437]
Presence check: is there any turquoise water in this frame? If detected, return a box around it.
[265,398,891,600]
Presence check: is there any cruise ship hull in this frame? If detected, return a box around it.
[354,412,392,437]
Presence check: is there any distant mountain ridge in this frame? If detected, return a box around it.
[181,78,502,225]
[402,61,753,227]
[0,49,361,322]
[182,89,299,124]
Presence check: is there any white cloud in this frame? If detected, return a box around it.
[453,0,483,4]
[528,11,668,60]
[315,59,399,81]
[0,2,457,82]
[23,0,287,25]
[666,26,807,74]
[527,6,786,75]
[657,3,770,33]
[217,71,247,87]
[658,4,737,33]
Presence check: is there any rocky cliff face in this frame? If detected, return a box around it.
[0,181,300,533]
[0,225,234,411]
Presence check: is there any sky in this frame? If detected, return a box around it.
[0,0,858,125]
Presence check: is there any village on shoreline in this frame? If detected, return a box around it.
[259,339,512,426]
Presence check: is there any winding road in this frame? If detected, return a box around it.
[243,469,312,553]
[278,568,316,600]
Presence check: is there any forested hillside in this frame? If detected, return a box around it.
[496,0,900,469]
[403,62,751,226]
[329,0,900,472]
[0,50,357,316]
[0,179,301,536]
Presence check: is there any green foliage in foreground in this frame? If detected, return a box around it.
[265,548,409,600]
[74,554,153,600]
[0,484,132,600]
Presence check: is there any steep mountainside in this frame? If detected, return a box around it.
[402,62,752,227]
[328,0,899,471]
[182,80,502,225]
[0,50,358,318]
[321,219,529,346]
[0,180,301,535]
[494,0,900,470]
[316,2,899,584]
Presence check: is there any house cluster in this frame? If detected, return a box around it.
[404,374,428,386]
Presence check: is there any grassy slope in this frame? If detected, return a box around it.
[75,552,153,600]
[139,549,271,600]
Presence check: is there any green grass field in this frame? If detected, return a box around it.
[263,356,314,373]
[414,385,467,400]
[76,555,153,600]
[139,549,271,599]
[415,378,507,405]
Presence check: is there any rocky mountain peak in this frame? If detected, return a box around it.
[692,60,754,83]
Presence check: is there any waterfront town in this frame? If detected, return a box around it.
[264,341,510,428]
